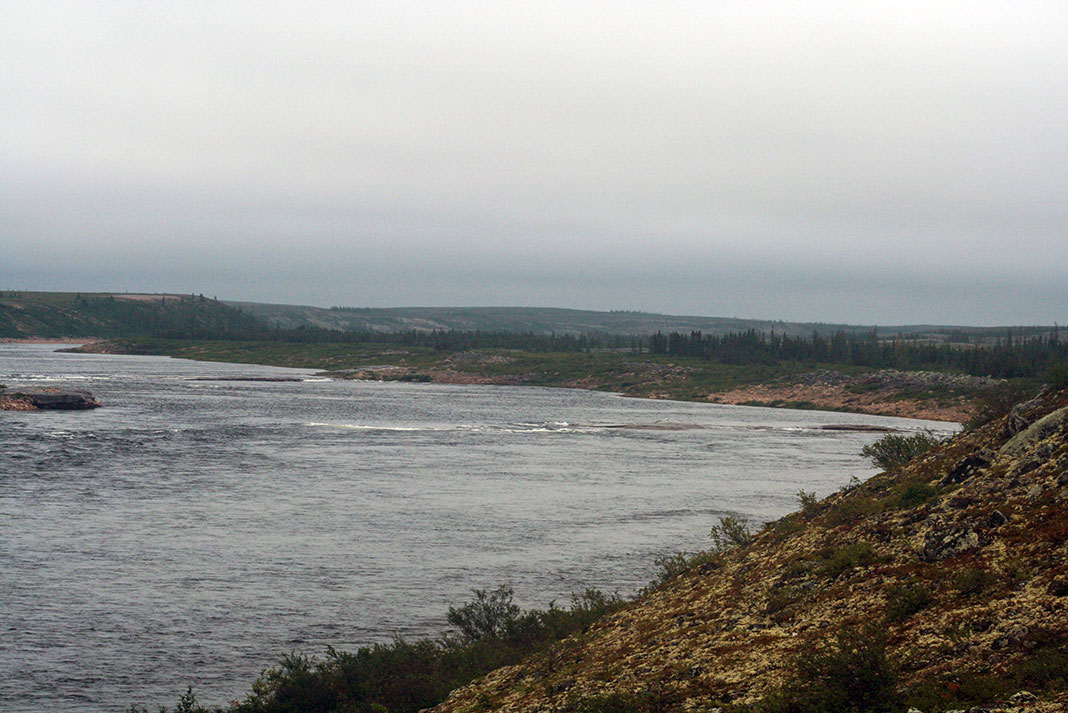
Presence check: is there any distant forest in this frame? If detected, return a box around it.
[148,323,1068,380]
[646,328,1067,379]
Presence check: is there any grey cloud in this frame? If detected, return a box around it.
[2,2,1067,325]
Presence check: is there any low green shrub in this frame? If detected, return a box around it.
[884,480,939,510]
[817,542,876,578]
[145,587,624,713]
[797,490,820,519]
[952,567,996,596]
[447,585,521,642]
[1046,363,1068,391]
[764,585,804,619]
[903,671,1005,712]
[884,582,934,622]
[648,552,691,589]
[395,372,432,382]
[127,687,220,713]
[860,431,942,471]
[964,382,1034,429]
[710,516,753,551]
[766,512,806,544]
[561,690,667,713]
[643,550,722,593]
[727,622,900,713]
[1014,643,1068,689]
[823,497,881,527]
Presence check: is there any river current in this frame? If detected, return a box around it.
[0,344,956,711]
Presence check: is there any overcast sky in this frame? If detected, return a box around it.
[2,1,1066,325]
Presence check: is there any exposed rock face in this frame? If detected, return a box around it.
[998,405,1068,460]
[432,387,1068,713]
[920,525,982,562]
[1,388,101,410]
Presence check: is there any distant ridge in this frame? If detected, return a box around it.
[223,302,851,336]
[222,301,1054,341]
[1,291,1056,342]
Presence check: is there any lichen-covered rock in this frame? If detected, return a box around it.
[999,406,1068,459]
[921,526,981,562]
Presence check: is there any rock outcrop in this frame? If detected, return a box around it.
[0,388,101,410]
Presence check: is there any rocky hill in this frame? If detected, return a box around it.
[431,387,1068,712]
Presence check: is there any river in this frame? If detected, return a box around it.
[0,343,956,711]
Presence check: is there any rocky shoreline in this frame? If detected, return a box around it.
[705,368,981,422]
[336,366,974,423]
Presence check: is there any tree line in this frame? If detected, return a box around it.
[152,324,639,352]
[646,328,1066,378]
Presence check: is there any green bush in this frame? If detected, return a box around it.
[764,585,804,619]
[128,687,221,713]
[885,481,938,510]
[710,516,753,551]
[1014,643,1068,689]
[860,431,942,471]
[562,690,666,713]
[728,622,900,713]
[147,588,623,713]
[645,552,691,591]
[823,497,881,527]
[952,567,996,596]
[643,550,722,593]
[884,582,934,622]
[797,490,820,519]
[817,542,876,578]
[790,623,899,712]
[1046,363,1068,390]
[447,585,521,642]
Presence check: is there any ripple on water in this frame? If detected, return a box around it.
[0,343,958,712]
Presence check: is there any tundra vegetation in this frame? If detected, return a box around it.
[860,431,944,471]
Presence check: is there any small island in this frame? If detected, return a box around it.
[0,387,101,411]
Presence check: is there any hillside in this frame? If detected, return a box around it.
[4,292,1057,344]
[223,303,883,337]
[427,387,1068,712]
[0,291,262,339]
[224,302,1060,344]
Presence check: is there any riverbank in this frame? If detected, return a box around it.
[70,338,985,422]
